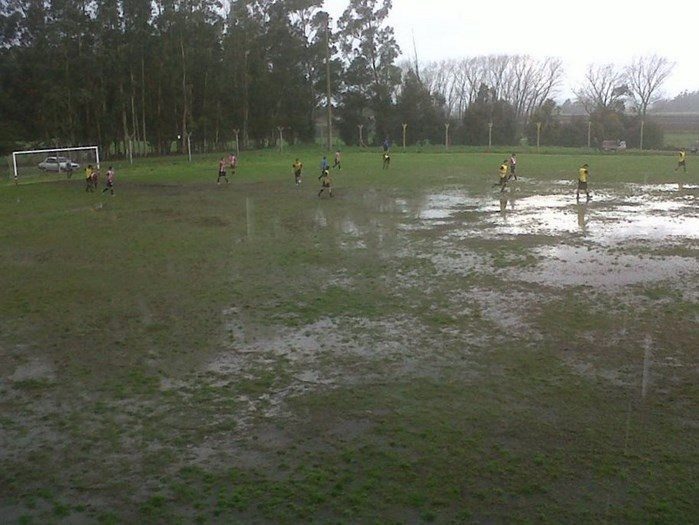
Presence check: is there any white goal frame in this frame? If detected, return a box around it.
[12,145,100,180]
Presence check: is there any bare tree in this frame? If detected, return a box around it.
[625,55,675,116]
[574,63,627,114]
[424,55,563,124]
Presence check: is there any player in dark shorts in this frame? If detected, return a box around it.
[498,160,509,192]
[292,159,303,188]
[333,150,342,170]
[318,169,333,197]
[674,149,687,172]
[382,152,391,169]
[102,166,115,195]
[508,153,517,180]
[577,163,590,201]
[217,157,228,185]
[85,165,94,192]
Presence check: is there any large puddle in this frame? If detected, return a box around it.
[409,184,698,243]
[401,183,698,287]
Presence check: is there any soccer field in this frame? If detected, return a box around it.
[1,149,697,522]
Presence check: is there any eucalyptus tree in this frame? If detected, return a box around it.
[337,0,401,143]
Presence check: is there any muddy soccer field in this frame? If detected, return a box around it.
[1,150,697,522]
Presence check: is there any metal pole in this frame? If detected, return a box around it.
[445,123,450,151]
[278,127,284,153]
[187,133,192,163]
[402,123,407,150]
[536,122,541,152]
[488,122,493,151]
[12,152,18,183]
[639,119,645,151]
[95,146,101,170]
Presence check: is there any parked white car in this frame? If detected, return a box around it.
[38,156,80,172]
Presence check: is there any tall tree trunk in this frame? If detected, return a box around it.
[180,38,188,153]
[130,68,140,154]
[141,54,147,156]
[120,82,130,158]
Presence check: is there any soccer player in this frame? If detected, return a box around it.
[383,137,390,153]
[320,155,330,175]
[382,151,391,169]
[91,167,99,189]
[674,148,687,172]
[577,163,591,201]
[318,168,333,197]
[102,166,115,195]
[333,150,342,170]
[498,159,509,192]
[85,165,94,192]
[508,153,517,180]
[292,158,303,187]
[217,157,228,185]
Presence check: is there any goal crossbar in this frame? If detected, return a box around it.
[12,145,100,180]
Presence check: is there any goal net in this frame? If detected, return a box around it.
[10,146,100,183]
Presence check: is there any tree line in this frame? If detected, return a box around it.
[0,0,680,156]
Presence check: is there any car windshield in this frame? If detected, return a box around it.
[45,157,57,162]
[57,157,70,162]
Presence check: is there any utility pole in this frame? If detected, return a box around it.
[325,15,332,152]
[233,129,240,155]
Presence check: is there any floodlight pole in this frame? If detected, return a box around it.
[402,123,407,150]
[488,122,493,151]
[639,119,645,151]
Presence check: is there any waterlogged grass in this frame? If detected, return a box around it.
[1,148,697,522]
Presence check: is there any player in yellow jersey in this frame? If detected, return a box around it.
[576,163,590,201]
[292,159,303,188]
[498,160,509,192]
[84,165,94,192]
[674,149,686,172]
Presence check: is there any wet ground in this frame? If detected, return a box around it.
[1,176,697,522]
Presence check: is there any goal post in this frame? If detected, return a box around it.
[11,145,100,182]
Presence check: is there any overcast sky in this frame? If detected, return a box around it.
[324,0,699,101]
